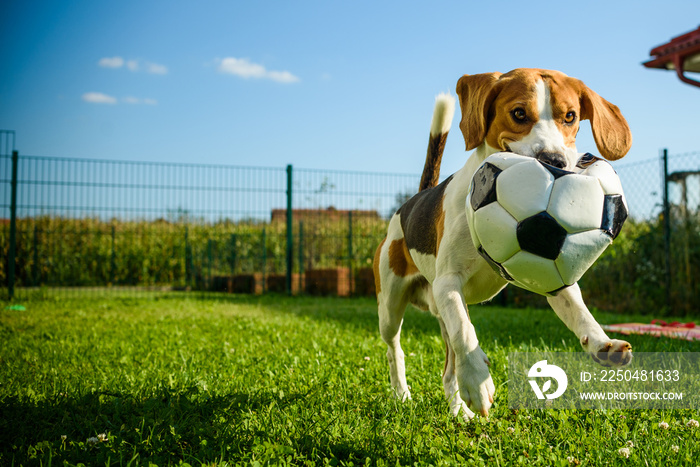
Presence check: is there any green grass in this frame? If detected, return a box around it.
[1,294,699,466]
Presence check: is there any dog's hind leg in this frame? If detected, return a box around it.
[378,285,412,401]
[437,317,476,420]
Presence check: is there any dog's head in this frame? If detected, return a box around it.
[456,68,632,169]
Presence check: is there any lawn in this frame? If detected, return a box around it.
[1,293,699,466]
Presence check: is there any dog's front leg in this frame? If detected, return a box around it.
[433,273,495,417]
[548,283,632,367]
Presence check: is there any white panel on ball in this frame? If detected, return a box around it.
[581,161,624,196]
[487,152,532,171]
[465,193,480,248]
[555,230,612,285]
[502,251,565,295]
[547,174,604,233]
[496,160,555,221]
[472,202,520,263]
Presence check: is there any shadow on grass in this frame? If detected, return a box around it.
[0,384,408,465]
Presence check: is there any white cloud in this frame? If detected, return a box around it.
[218,57,299,83]
[83,93,157,105]
[98,56,124,68]
[267,70,300,83]
[219,57,266,78]
[124,96,157,105]
[98,57,168,75]
[82,92,117,104]
[146,62,168,75]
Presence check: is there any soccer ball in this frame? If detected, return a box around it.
[465,152,628,296]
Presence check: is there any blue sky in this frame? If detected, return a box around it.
[1,0,699,177]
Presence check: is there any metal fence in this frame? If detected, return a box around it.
[1,137,698,314]
[0,147,419,299]
[571,150,699,314]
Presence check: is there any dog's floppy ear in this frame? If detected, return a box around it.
[456,72,502,151]
[579,85,632,161]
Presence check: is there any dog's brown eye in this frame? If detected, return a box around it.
[564,111,576,124]
[511,108,527,123]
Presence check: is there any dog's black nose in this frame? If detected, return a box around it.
[537,152,567,169]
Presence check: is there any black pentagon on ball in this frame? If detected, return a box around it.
[576,153,602,169]
[477,246,514,282]
[601,194,628,239]
[516,212,567,260]
[470,162,501,211]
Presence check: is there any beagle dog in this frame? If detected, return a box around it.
[373,69,633,420]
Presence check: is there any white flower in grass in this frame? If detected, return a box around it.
[61,435,67,441]
[618,447,630,458]
[567,456,579,465]
[506,427,515,434]
[364,356,370,361]
[409,352,416,357]
[87,437,99,445]
[658,421,669,430]
[97,433,108,442]
[626,440,634,448]
[359,368,364,371]
[687,419,699,428]
[670,445,679,453]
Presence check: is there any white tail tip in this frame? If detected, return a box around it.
[430,93,456,136]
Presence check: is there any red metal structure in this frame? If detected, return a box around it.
[644,25,700,88]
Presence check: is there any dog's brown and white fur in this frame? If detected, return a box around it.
[373,69,634,420]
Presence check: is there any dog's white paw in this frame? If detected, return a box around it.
[446,392,477,421]
[581,335,633,367]
[391,385,412,402]
[456,346,495,417]
[456,400,477,421]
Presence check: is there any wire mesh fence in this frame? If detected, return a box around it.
[1,145,698,314]
[578,150,700,314]
[0,151,420,299]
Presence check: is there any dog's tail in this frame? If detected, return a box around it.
[418,93,456,192]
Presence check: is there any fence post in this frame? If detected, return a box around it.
[111,224,116,286]
[184,226,191,288]
[207,238,213,291]
[348,210,353,296]
[32,225,39,287]
[285,164,293,295]
[8,150,18,299]
[298,221,304,293]
[229,233,237,275]
[662,148,672,311]
[262,227,267,293]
